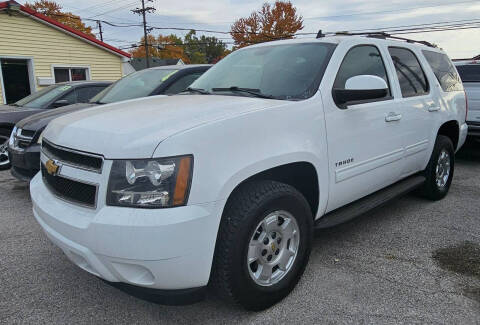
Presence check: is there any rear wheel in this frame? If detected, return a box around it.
[418,135,454,200]
[212,180,313,311]
[0,138,11,170]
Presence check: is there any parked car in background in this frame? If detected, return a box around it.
[454,60,480,139]
[30,36,467,310]
[8,64,211,180]
[0,81,111,170]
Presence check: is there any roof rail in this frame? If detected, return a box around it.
[316,30,436,48]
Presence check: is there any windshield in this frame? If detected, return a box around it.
[15,84,72,109]
[190,42,336,100]
[90,69,178,104]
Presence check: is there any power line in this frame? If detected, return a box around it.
[87,1,138,19]
[304,0,480,20]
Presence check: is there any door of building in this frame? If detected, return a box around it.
[1,59,31,104]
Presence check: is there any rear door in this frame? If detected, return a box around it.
[322,43,405,212]
[385,47,433,176]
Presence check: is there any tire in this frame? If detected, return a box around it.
[0,139,11,171]
[211,180,313,311]
[418,135,455,200]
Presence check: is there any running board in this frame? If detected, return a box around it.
[315,175,426,229]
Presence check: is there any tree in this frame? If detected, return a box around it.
[130,31,229,64]
[230,1,304,48]
[183,30,228,64]
[130,34,190,63]
[25,0,95,38]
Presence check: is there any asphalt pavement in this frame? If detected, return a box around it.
[1,141,480,324]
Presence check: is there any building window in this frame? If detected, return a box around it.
[53,67,89,83]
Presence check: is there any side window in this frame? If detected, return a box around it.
[59,90,77,105]
[164,73,203,95]
[455,65,480,83]
[422,50,463,92]
[388,47,429,97]
[334,45,391,98]
[76,86,107,103]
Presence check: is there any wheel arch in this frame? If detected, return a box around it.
[437,120,459,150]
[221,161,321,219]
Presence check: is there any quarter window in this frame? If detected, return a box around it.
[422,50,463,91]
[334,45,391,97]
[388,47,429,97]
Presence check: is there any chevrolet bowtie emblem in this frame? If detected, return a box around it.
[45,159,60,176]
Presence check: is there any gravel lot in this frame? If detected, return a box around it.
[1,141,480,324]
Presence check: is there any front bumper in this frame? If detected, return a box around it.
[30,173,224,290]
[8,144,40,180]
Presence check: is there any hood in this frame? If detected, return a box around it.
[44,95,287,159]
[0,105,43,126]
[17,103,97,131]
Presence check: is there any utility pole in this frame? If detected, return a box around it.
[132,0,155,68]
[97,20,103,42]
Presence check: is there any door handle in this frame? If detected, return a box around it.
[428,105,440,112]
[385,112,402,122]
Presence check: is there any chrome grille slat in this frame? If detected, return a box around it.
[42,140,103,173]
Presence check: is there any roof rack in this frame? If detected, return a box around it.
[316,31,436,48]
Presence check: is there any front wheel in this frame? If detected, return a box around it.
[0,139,11,170]
[212,180,313,311]
[418,135,455,200]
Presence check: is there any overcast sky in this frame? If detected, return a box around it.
[20,0,480,58]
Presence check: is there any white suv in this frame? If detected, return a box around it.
[30,35,468,310]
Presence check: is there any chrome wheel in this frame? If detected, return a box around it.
[0,138,9,167]
[435,149,451,188]
[247,210,300,287]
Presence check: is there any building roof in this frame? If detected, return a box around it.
[0,0,130,58]
[130,58,184,71]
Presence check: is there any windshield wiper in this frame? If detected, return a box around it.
[184,87,211,95]
[211,87,275,99]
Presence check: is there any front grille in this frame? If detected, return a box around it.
[42,140,103,172]
[41,165,97,207]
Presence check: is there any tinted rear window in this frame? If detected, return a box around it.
[456,65,480,83]
[389,47,429,97]
[422,50,463,91]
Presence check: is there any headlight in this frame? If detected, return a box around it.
[8,126,17,147]
[107,155,193,208]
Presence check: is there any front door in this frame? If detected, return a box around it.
[322,44,405,212]
[1,59,31,104]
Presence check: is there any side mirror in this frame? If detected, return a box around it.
[333,75,388,108]
[51,99,69,108]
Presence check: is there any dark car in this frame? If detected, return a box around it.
[0,81,111,170]
[8,64,211,180]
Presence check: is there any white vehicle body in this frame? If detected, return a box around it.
[30,36,468,297]
[454,60,480,137]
